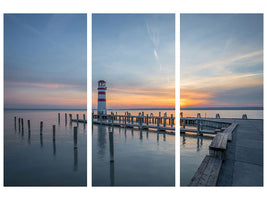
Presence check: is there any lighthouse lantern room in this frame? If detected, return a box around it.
[97,80,107,115]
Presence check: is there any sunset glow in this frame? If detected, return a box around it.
[92,14,175,109]
[4,14,87,109]
[181,14,263,108]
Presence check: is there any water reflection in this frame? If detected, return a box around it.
[28,132,31,145]
[40,134,43,147]
[53,140,56,156]
[139,129,143,141]
[93,123,175,186]
[5,110,87,186]
[124,128,127,141]
[180,134,213,186]
[110,161,115,186]
[74,148,78,171]
[97,125,106,156]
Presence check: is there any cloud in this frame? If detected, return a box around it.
[5,81,81,89]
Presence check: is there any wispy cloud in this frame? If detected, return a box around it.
[5,81,80,89]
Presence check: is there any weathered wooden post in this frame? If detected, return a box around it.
[197,113,201,118]
[21,118,24,132]
[163,113,166,127]
[65,113,67,122]
[146,114,149,126]
[83,114,86,123]
[109,131,114,162]
[171,114,173,127]
[28,120,31,133]
[74,126,78,149]
[124,115,127,127]
[216,114,220,119]
[18,118,21,132]
[40,121,43,134]
[53,125,56,141]
[180,112,183,118]
[183,119,185,128]
[159,112,162,123]
[140,115,143,130]
[242,114,248,119]
[77,114,79,122]
[157,117,160,130]
[70,114,72,122]
[131,116,133,124]
[58,113,60,123]
[197,120,200,136]
[112,113,114,126]
[14,117,17,130]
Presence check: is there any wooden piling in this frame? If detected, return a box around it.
[109,131,114,162]
[65,113,67,122]
[171,114,173,127]
[163,113,166,127]
[74,126,78,149]
[58,113,60,123]
[18,118,21,131]
[146,114,149,126]
[21,118,24,132]
[28,120,31,133]
[83,114,86,122]
[14,117,17,130]
[53,125,56,141]
[77,114,79,121]
[40,121,43,134]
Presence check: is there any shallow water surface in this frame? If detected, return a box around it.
[4,109,87,186]
[92,124,175,186]
[180,134,213,186]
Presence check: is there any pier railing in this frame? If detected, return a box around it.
[92,111,175,132]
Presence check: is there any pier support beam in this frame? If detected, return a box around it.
[53,125,56,141]
[28,120,31,133]
[40,121,43,135]
[14,117,16,130]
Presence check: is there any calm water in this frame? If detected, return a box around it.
[180,135,213,186]
[180,109,262,186]
[92,109,175,186]
[4,109,87,186]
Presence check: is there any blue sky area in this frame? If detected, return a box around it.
[4,14,87,109]
[92,14,175,109]
[180,14,263,107]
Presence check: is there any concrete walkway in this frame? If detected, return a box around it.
[217,119,263,186]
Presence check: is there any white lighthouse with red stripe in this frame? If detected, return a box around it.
[97,80,107,115]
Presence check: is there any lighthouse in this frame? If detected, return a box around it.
[97,80,107,115]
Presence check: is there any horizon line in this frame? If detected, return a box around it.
[181,106,263,110]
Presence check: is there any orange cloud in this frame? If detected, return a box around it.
[92,87,175,108]
[180,90,213,108]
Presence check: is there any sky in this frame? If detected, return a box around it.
[92,14,175,109]
[180,14,263,108]
[4,14,87,109]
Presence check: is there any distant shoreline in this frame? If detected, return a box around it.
[181,107,263,110]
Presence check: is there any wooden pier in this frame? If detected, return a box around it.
[187,112,262,186]
[92,112,175,132]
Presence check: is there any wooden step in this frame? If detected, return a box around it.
[189,155,222,186]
